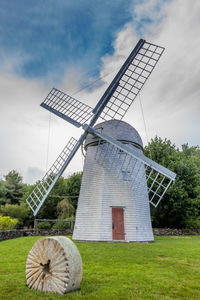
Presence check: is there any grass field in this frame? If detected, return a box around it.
[1,236,200,299]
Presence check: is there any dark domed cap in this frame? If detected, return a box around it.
[85,119,143,150]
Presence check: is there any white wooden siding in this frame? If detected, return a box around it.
[73,144,154,242]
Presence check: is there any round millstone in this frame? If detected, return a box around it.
[26,236,82,294]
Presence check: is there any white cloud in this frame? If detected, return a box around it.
[97,0,200,147]
[1,0,200,184]
[141,0,200,146]
[0,62,83,183]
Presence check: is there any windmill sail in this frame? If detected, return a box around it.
[26,137,78,216]
[41,88,94,128]
[84,125,176,207]
[93,40,164,122]
[26,39,170,218]
[41,40,164,130]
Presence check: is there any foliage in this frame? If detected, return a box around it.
[21,183,36,202]
[144,137,200,228]
[0,179,6,205]
[37,221,51,230]
[1,138,200,229]
[184,217,200,229]
[0,216,18,230]
[4,170,26,205]
[52,220,71,230]
[0,170,80,226]
[36,172,82,219]
[1,236,200,299]
[57,198,75,219]
[64,172,82,209]
[0,170,33,228]
[0,203,33,228]
[36,176,69,219]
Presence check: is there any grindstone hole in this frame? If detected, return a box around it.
[40,259,51,277]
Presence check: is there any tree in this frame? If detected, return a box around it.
[0,203,33,228]
[4,170,26,205]
[57,198,75,219]
[23,172,82,220]
[0,179,6,205]
[144,137,200,228]
[37,176,69,219]
[64,172,82,209]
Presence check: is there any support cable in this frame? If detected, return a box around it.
[46,112,51,171]
[138,92,152,159]
[70,66,121,98]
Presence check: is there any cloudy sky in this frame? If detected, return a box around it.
[0,0,199,184]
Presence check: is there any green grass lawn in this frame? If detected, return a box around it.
[1,236,200,299]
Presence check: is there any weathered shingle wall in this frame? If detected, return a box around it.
[73,143,154,242]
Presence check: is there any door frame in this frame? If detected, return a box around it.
[111,206,126,241]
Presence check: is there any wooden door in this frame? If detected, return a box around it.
[112,207,125,240]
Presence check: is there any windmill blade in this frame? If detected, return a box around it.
[92,39,164,123]
[84,125,176,207]
[40,40,164,129]
[41,88,94,128]
[26,135,86,216]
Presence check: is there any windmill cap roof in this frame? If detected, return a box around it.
[85,119,143,149]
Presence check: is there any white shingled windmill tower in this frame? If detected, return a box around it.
[26,39,176,242]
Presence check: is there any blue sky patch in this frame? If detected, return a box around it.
[0,0,133,82]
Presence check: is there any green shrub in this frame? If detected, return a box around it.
[37,221,51,230]
[57,198,75,219]
[185,218,200,229]
[0,203,33,228]
[0,216,18,230]
[52,221,70,230]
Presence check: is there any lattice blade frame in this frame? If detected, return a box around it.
[145,166,173,207]
[84,125,176,207]
[41,88,94,128]
[93,40,164,122]
[40,40,164,131]
[26,137,79,216]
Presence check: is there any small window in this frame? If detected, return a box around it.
[118,149,125,154]
[122,170,132,181]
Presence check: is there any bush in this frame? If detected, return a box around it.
[57,198,75,219]
[0,203,33,228]
[0,216,18,230]
[37,221,51,230]
[52,221,71,230]
[185,218,200,229]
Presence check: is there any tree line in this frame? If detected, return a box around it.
[144,137,200,229]
[0,170,82,229]
[0,136,200,230]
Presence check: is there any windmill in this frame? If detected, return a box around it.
[26,39,176,242]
